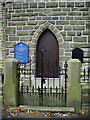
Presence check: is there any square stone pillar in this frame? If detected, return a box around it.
[67,59,81,108]
[3,58,18,106]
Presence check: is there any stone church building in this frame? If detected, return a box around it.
[0,0,90,108]
[0,0,89,68]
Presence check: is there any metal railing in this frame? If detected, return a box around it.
[17,61,68,107]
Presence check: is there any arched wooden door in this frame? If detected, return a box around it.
[36,29,59,78]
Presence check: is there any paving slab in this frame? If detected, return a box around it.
[18,105,75,112]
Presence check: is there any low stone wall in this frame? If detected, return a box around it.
[3,58,82,107]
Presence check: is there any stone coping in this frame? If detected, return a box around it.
[13,105,75,112]
[0,0,90,3]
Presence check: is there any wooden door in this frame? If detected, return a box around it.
[36,29,59,78]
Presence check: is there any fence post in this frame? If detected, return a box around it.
[3,58,18,106]
[67,59,81,108]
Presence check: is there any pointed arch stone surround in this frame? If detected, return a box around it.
[29,22,68,68]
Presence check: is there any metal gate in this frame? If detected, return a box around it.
[17,59,68,107]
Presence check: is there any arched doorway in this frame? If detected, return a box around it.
[36,29,59,78]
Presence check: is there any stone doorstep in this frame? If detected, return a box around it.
[11,105,75,113]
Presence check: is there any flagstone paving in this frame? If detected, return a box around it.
[2,105,90,119]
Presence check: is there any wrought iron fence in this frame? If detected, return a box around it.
[81,63,90,83]
[17,61,68,107]
[81,63,90,109]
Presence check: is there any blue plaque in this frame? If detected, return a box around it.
[14,42,29,63]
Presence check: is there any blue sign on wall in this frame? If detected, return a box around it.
[14,42,29,63]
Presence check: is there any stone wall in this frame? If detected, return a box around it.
[0,4,4,67]
[0,0,90,67]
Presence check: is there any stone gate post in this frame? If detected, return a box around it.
[3,58,18,106]
[67,59,81,108]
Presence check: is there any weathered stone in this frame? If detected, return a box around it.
[77,32,82,36]
[56,26,63,30]
[64,37,72,41]
[60,17,65,20]
[11,18,28,21]
[86,22,90,29]
[23,3,28,9]
[75,16,89,20]
[83,31,90,35]
[10,49,14,54]
[3,58,18,106]
[46,2,58,8]
[67,31,75,36]
[61,31,66,36]
[21,13,38,17]
[59,56,71,62]
[70,21,84,25]
[71,8,78,11]
[27,21,37,25]
[70,43,89,48]
[5,49,9,55]
[59,43,69,48]
[23,26,33,30]
[79,8,88,11]
[49,21,55,25]
[29,17,35,20]
[38,3,45,8]
[17,31,29,36]
[52,17,58,20]
[6,27,15,34]
[15,10,25,13]
[84,51,90,57]
[42,9,52,15]
[20,36,32,41]
[8,22,26,26]
[1,0,89,80]
[67,2,74,7]
[42,17,51,20]
[6,42,16,48]
[85,2,90,7]
[5,14,11,19]
[65,52,71,56]
[37,17,42,20]
[62,8,70,11]
[83,12,89,16]
[27,9,33,12]
[73,26,85,30]
[51,12,67,16]
[68,12,81,16]
[9,36,19,41]
[39,13,46,16]
[67,59,81,108]
[13,3,22,9]
[65,49,72,53]
[3,35,8,41]
[17,27,22,30]
[75,2,84,7]
[59,2,66,7]
[52,8,61,12]
[30,3,37,8]
[64,26,72,30]
[88,36,90,42]
[73,37,87,42]
[29,31,35,35]
[66,17,73,20]
[12,14,21,17]
[56,21,69,25]
[37,21,46,25]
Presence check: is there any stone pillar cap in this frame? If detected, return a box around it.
[68,59,81,63]
[5,58,18,62]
